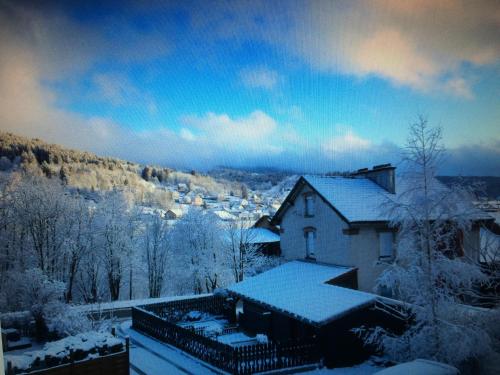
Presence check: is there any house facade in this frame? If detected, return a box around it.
[272,164,487,293]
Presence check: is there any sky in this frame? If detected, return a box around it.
[0,0,499,175]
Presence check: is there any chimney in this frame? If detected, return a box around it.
[352,163,396,193]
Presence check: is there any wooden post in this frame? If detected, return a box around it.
[0,319,4,375]
[69,348,74,371]
[126,337,130,375]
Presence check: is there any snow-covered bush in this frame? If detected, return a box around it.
[204,325,223,337]
[3,268,90,339]
[44,303,91,337]
[256,334,268,344]
[184,310,204,321]
[4,331,124,372]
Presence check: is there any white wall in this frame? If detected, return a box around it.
[279,182,388,292]
[280,184,351,265]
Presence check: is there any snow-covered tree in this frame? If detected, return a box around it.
[171,210,230,293]
[63,198,96,302]
[10,175,74,280]
[364,117,494,365]
[96,190,136,301]
[143,214,170,297]
[225,219,269,282]
[76,243,104,304]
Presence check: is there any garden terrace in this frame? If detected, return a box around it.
[132,295,320,374]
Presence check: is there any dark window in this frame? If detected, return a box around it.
[304,194,315,217]
[304,227,316,259]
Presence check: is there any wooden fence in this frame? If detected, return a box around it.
[6,339,130,375]
[132,305,319,374]
[143,294,234,321]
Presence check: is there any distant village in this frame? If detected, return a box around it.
[139,180,284,224]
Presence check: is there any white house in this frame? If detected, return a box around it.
[271,164,491,292]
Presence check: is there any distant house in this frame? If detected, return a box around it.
[165,208,183,220]
[254,215,279,234]
[226,261,402,366]
[192,195,203,206]
[271,164,492,292]
[177,183,188,193]
[246,227,280,256]
[171,190,180,202]
[252,215,281,255]
[213,210,237,221]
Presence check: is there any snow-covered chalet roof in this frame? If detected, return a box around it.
[247,228,279,243]
[304,175,392,222]
[226,261,376,325]
[273,174,492,223]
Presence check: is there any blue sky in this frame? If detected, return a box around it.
[0,0,499,174]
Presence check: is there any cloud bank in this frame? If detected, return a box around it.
[0,1,498,175]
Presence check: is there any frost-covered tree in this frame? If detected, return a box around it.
[76,243,104,304]
[143,214,170,298]
[225,219,269,282]
[171,210,229,293]
[63,198,96,302]
[6,268,60,338]
[10,175,74,280]
[96,190,136,301]
[364,116,494,365]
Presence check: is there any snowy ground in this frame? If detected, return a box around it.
[119,319,386,375]
[303,362,382,374]
[119,320,224,375]
[177,312,258,346]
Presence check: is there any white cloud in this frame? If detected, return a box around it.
[180,128,196,141]
[240,67,280,90]
[181,110,281,153]
[93,73,140,106]
[322,130,372,156]
[191,0,500,98]
[0,2,170,80]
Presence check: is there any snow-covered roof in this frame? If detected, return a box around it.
[167,208,183,216]
[213,210,237,221]
[301,175,492,223]
[247,228,279,243]
[304,175,391,222]
[226,261,376,325]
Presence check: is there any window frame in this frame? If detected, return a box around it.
[378,230,395,261]
[304,226,316,260]
[303,192,315,217]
